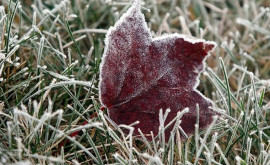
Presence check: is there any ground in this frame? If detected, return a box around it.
[0,0,270,164]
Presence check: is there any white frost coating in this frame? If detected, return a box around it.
[42,9,51,15]
[99,0,150,106]
[0,15,5,25]
[221,41,228,48]
[113,153,120,158]
[153,34,217,122]
[99,0,217,108]
[9,160,32,165]
[72,160,80,165]
[152,33,216,47]
[118,124,134,131]
[69,14,77,18]
[99,0,217,136]
[141,153,163,164]
[7,45,20,58]
[23,154,64,163]
[14,63,20,67]
[0,53,5,60]
[65,123,104,135]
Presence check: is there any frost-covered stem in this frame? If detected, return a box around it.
[209,132,218,155]
[15,137,22,160]
[199,137,212,157]
[176,130,182,162]
[0,45,20,67]
[118,125,132,157]
[13,108,20,138]
[204,69,230,111]
[85,46,94,65]
[138,129,154,153]
[178,126,188,139]
[220,57,232,117]
[204,151,211,165]
[164,108,189,131]
[33,100,39,120]
[194,116,218,164]
[151,131,158,154]
[195,104,200,153]
[159,109,165,157]
[257,142,264,164]
[168,132,174,165]
[65,123,103,135]
[163,108,171,122]
[7,121,12,148]
[236,155,247,165]
[114,153,128,164]
[129,128,134,165]
[236,69,246,99]
[184,140,190,164]
[157,13,170,35]
[179,16,191,36]
[25,80,93,101]
[103,115,129,154]
[262,147,270,165]
[63,35,86,49]
[151,0,160,22]
[37,36,44,70]
[37,0,70,27]
[23,154,64,163]
[214,143,229,165]
[211,107,237,122]
[27,112,50,143]
[195,124,199,153]
[61,146,65,165]
[14,109,100,164]
[224,112,244,156]
[167,110,182,164]
[45,97,53,142]
[32,11,36,26]
[140,153,163,165]
[250,73,265,133]
[37,79,56,111]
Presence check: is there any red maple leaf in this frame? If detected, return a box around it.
[99,2,217,141]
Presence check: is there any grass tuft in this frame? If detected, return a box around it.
[0,0,270,164]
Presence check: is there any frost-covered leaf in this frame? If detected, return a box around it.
[99,2,217,141]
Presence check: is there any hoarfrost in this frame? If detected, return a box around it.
[99,1,217,141]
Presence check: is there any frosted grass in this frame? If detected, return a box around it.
[0,0,270,164]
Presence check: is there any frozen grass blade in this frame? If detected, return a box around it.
[194,116,218,164]
[236,155,248,165]
[214,143,229,165]
[13,109,101,164]
[224,112,244,156]
[65,20,83,60]
[0,45,20,67]
[85,131,104,165]
[220,58,232,116]
[5,0,19,53]
[113,153,128,165]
